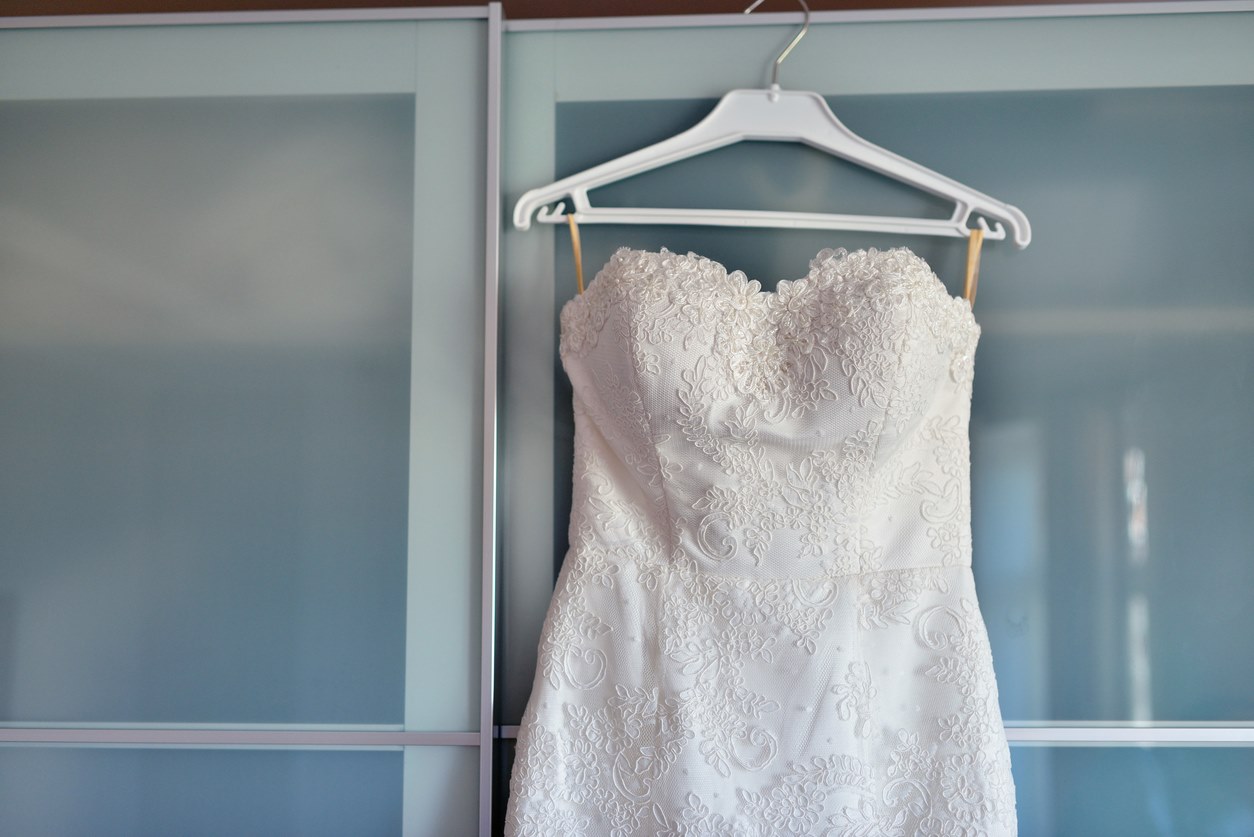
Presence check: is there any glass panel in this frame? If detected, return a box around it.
[967,86,1254,723]
[499,85,1254,724]
[405,745,480,837]
[1012,745,1254,837]
[0,747,402,837]
[0,95,414,723]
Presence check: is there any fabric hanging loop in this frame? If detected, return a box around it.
[566,213,585,295]
[964,227,985,306]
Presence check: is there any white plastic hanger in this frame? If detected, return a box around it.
[513,0,1031,249]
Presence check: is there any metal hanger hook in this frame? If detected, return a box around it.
[744,0,811,89]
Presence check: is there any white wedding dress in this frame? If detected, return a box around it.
[505,247,1017,836]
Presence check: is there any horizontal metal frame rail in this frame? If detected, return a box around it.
[0,5,488,28]
[9,722,1253,748]
[0,727,477,747]
[5,2,1253,31]
[495,724,1254,745]
[1005,726,1254,745]
[504,1,1254,30]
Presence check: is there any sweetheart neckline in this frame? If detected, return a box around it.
[576,245,979,335]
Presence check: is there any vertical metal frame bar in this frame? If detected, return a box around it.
[479,4,504,835]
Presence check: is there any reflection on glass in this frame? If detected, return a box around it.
[1124,447,1148,568]
[0,96,415,723]
[973,301,1254,722]
[1123,447,1152,722]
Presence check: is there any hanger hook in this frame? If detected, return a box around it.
[744,0,811,89]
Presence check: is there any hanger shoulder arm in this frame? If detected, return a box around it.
[512,116,745,230]
[795,103,1032,247]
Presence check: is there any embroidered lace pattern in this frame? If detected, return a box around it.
[505,247,1016,836]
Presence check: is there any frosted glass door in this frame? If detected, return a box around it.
[1,16,486,836]
[497,12,1254,836]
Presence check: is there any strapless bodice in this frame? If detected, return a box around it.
[559,246,980,581]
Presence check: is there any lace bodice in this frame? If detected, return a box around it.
[559,246,980,581]
[506,246,1015,837]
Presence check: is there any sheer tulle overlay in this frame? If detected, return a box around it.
[505,247,1016,836]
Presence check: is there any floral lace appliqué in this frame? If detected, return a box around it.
[506,246,1014,837]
